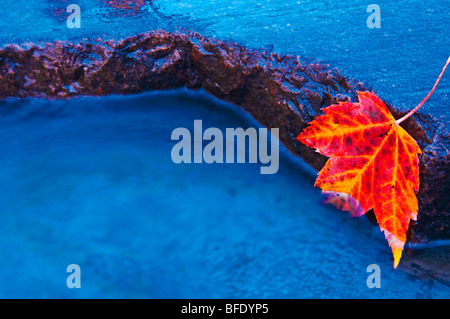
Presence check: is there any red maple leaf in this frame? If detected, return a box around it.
[296,57,449,267]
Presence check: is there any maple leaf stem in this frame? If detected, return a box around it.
[395,56,450,126]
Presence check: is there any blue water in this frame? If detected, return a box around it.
[153,0,450,116]
[0,0,448,116]
[0,89,448,298]
[0,0,449,298]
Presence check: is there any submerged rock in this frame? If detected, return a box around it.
[0,30,448,245]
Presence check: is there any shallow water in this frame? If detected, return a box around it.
[0,89,448,298]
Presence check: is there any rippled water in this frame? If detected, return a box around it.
[0,89,448,298]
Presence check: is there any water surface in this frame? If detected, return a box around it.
[0,89,448,298]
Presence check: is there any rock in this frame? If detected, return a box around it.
[0,30,448,244]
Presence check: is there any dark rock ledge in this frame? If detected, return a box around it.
[0,31,448,247]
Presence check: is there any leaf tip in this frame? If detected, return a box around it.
[392,247,403,269]
[382,228,405,268]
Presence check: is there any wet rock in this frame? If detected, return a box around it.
[402,245,450,286]
[0,30,448,244]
